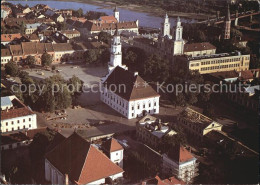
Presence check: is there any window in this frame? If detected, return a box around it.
[116,153,118,156]
[132,113,134,117]
[23,125,26,129]
[23,119,25,123]
[29,118,31,121]
[17,120,20,123]
[12,128,14,131]
[29,124,31,128]
[132,106,134,110]
[6,129,8,132]
[11,121,14,125]
[18,126,20,130]
[6,122,8,126]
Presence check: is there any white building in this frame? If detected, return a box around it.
[45,132,124,184]
[173,17,185,55]
[1,96,37,133]
[114,6,119,22]
[101,27,160,119]
[162,145,199,183]
[102,138,124,168]
[1,49,12,66]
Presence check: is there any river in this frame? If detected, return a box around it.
[8,0,196,28]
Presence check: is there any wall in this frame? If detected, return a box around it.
[110,150,123,168]
[1,113,37,133]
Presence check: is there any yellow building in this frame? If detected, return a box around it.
[177,107,223,139]
[175,51,250,74]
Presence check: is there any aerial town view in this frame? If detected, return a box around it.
[0,0,259,184]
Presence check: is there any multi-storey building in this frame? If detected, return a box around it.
[45,132,124,184]
[102,138,124,168]
[177,107,223,139]
[1,48,12,66]
[101,27,160,119]
[174,51,250,74]
[1,95,37,133]
[162,145,198,183]
[136,115,177,149]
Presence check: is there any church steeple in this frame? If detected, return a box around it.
[173,17,184,55]
[175,17,183,41]
[114,5,119,22]
[108,23,122,72]
[161,12,171,38]
[223,4,231,39]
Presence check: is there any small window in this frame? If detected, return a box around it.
[12,128,14,131]
[29,124,31,128]
[29,118,31,121]
[23,125,25,129]
[6,122,8,126]
[6,129,8,132]
[23,119,25,123]
[11,121,14,125]
[17,120,20,123]
[18,126,20,130]
[116,153,118,156]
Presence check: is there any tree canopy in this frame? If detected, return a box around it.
[41,53,53,66]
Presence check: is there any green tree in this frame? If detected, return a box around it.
[100,48,110,65]
[41,53,53,66]
[20,21,26,34]
[5,61,19,76]
[37,75,72,112]
[98,31,112,44]
[84,49,99,64]
[143,55,169,82]
[25,55,36,67]
[67,75,83,95]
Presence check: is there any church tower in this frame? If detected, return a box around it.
[173,17,185,55]
[161,13,171,38]
[108,25,123,72]
[114,6,119,22]
[223,4,231,40]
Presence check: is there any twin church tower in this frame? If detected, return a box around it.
[159,14,185,56]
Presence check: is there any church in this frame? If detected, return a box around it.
[100,26,160,119]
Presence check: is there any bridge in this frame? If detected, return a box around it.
[198,10,260,26]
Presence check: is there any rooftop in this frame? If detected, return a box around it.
[187,51,247,61]
[45,132,124,184]
[102,138,123,153]
[179,107,215,128]
[103,66,160,101]
[184,42,216,53]
[1,33,22,42]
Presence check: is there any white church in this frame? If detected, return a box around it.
[158,14,185,57]
[101,26,160,119]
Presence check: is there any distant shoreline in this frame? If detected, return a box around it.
[52,0,210,20]
[9,0,210,20]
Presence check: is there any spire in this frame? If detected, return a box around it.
[226,4,230,21]
[177,16,180,23]
[114,5,118,12]
[165,12,168,19]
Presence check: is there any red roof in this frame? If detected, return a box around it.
[184,42,216,52]
[99,16,118,23]
[169,145,195,163]
[103,66,160,101]
[1,33,22,42]
[45,132,123,184]
[103,138,123,152]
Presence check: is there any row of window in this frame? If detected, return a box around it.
[200,64,240,71]
[201,57,241,65]
[5,118,32,126]
[5,124,31,132]
[132,102,157,110]
[1,58,11,63]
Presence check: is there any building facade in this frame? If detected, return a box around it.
[1,96,37,133]
[162,146,198,183]
[177,107,223,139]
[175,51,250,74]
[101,27,160,119]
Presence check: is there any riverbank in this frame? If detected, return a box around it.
[54,0,213,20]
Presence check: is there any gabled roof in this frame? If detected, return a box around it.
[142,175,184,185]
[99,16,118,23]
[103,138,123,152]
[1,48,11,57]
[45,132,123,184]
[169,145,195,163]
[184,42,216,52]
[84,20,138,32]
[1,33,22,42]
[103,66,160,101]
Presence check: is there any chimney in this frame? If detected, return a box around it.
[65,174,69,185]
[134,72,138,76]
